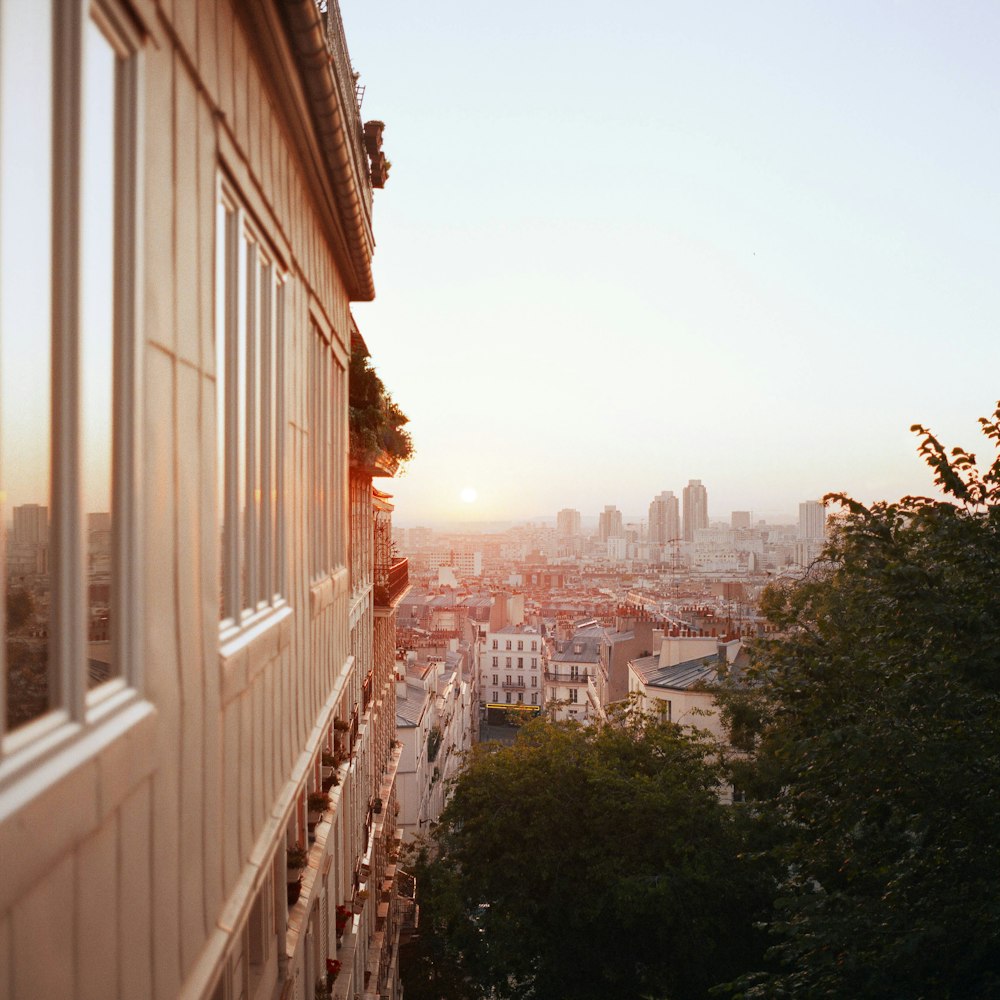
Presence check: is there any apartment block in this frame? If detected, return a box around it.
[0,3,408,999]
[480,623,544,712]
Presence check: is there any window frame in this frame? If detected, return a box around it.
[216,178,287,640]
[1,0,145,771]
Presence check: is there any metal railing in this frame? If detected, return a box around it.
[544,669,590,683]
[374,557,408,607]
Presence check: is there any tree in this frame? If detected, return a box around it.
[348,346,413,465]
[719,407,1000,999]
[408,713,774,1000]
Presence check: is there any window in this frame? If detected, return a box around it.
[308,324,344,579]
[569,688,578,703]
[492,691,498,702]
[531,657,537,668]
[505,675,511,686]
[658,700,672,722]
[491,656,498,668]
[531,676,537,687]
[505,657,511,668]
[505,640,511,650]
[517,692,523,703]
[517,641,523,651]
[505,693,511,704]
[491,640,497,650]
[531,641,537,651]
[531,693,537,705]
[217,183,285,629]
[492,674,498,685]
[570,665,579,680]
[517,657,523,668]
[2,0,143,742]
[517,675,523,686]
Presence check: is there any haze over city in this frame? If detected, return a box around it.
[342,0,1000,525]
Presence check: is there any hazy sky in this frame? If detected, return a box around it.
[345,2,999,526]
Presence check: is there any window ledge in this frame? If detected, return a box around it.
[310,567,348,619]
[0,695,157,914]
[220,603,293,705]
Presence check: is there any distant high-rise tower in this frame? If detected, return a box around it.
[798,500,826,541]
[731,510,752,530]
[12,503,49,544]
[648,491,680,545]
[556,508,581,537]
[598,505,624,541]
[682,479,708,542]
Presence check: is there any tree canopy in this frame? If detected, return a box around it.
[718,407,1000,999]
[404,713,773,1000]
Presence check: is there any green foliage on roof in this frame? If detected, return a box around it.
[349,345,413,466]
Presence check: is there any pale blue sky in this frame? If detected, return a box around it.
[343,1,1000,525]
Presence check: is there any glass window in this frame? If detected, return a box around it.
[217,187,285,628]
[2,0,140,739]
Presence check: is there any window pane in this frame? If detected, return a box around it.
[80,17,117,686]
[216,201,229,619]
[2,0,54,729]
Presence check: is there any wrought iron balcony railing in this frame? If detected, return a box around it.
[373,556,408,607]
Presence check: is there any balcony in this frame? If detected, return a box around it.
[373,556,408,608]
[544,669,590,684]
[501,680,526,692]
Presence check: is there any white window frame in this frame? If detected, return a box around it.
[1,0,145,771]
[217,179,286,638]
[308,319,346,581]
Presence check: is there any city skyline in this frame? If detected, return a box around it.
[342,0,1000,523]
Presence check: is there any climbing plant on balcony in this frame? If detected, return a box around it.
[426,724,443,763]
[349,346,413,468]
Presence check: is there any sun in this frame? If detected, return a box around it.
[459,486,478,504]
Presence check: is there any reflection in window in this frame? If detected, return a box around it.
[1,1,54,729]
[80,17,117,686]
[217,191,284,628]
[2,1,139,736]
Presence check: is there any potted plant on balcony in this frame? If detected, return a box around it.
[363,119,385,157]
[286,844,308,882]
[353,888,369,914]
[308,790,331,820]
[321,751,339,790]
[333,717,350,732]
[373,796,383,814]
[335,904,352,938]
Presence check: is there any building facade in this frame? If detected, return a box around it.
[0,3,408,999]
[556,508,581,537]
[682,479,709,542]
[598,505,624,542]
[479,623,545,711]
[542,626,606,723]
[648,490,680,549]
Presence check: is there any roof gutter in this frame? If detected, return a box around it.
[280,0,376,301]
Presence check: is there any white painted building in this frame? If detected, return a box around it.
[0,4,409,999]
[627,638,743,740]
[480,623,545,711]
[394,653,475,842]
[543,625,607,723]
